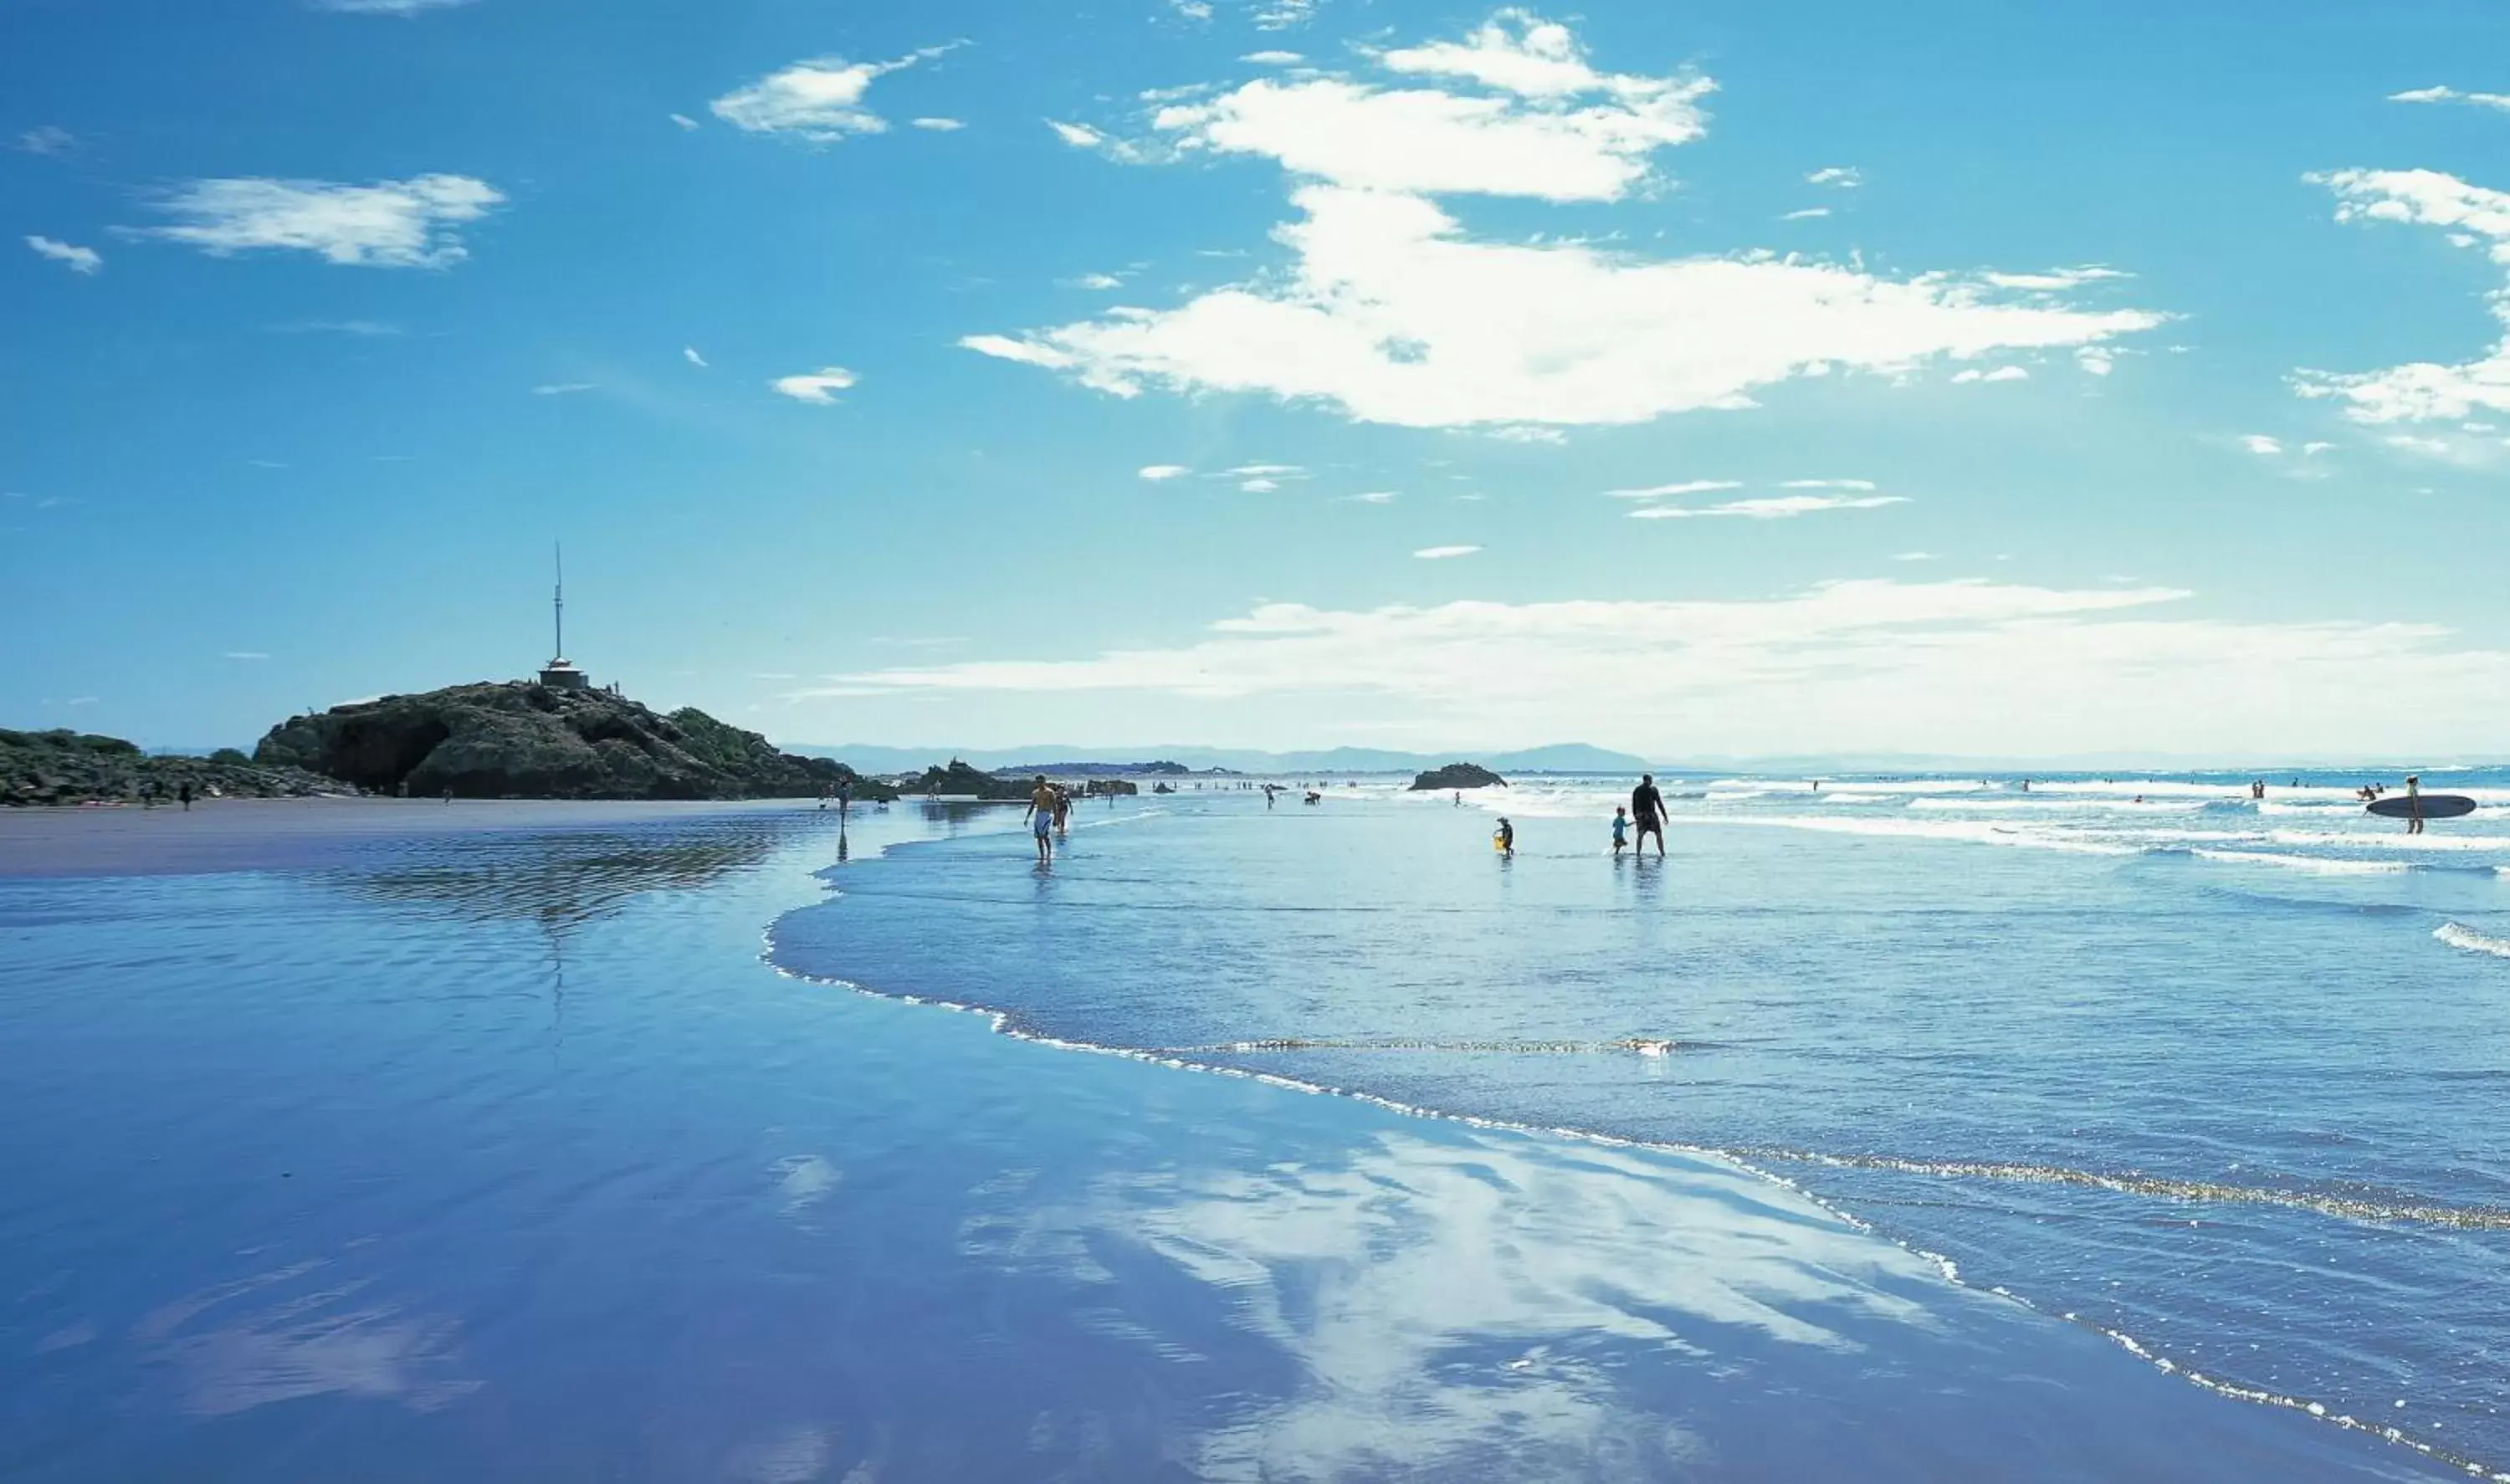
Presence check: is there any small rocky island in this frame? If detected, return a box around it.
[3,728,352,806]
[1409,762,1508,791]
[254,682,895,801]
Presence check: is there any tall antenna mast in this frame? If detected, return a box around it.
[553,542,565,660]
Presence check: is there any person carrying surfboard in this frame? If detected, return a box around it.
[1631,774,1668,858]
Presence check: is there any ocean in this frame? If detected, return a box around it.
[3,777,2502,1480]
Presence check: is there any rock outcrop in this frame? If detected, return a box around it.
[252,683,895,801]
[903,760,1036,801]
[3,728,353,806]
[1409,762,1508,791]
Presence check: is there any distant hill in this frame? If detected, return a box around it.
[789,742,1654,776]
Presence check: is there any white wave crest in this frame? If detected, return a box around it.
[2436,923,2510,959]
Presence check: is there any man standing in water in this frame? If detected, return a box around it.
[2405,774,2425,836]
[1025,775,1058,863]
[1631,773,1668,858]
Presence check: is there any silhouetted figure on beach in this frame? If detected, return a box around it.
[2405,775,2425,835]
[1631,774,1667,858]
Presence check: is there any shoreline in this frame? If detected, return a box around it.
[768,801,2501,1482]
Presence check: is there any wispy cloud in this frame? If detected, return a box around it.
[2297,168,2510,425]
[308,0,476,11]
[1414,544,1480,559]
[1778,478,1878,490]
[1242,50,1304,64]
[1345,490,1397,503]
[223,651,271,661]
[2389,84,2510,113]
[2241,434,2284,455]
[270,318,402,335]
[771,366,858,404]
[1628,494,1906,519]
[532,382,596,396]
[1781,207,1831,221]
[133,175,502,268]
[24,235,101,275]
[796,579,2510,755]
[1139,464,1191,480]
[911,117,966,131]
[1806,166,1862,188]
[712,46,958,142]
[1047,120,1105,147]
[668,113,700,131]
[1604,478,1743,500]
[17,125,74,156]
[1240,478,1279,492]
[1950,365,2029,383]
[684,346,708,367]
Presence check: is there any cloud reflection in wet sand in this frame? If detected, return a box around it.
[1008,1129,1931,1477]
[136,1258,477,1417]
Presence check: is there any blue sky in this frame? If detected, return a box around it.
[7,0,2509,758]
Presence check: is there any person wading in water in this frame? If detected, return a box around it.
[1631,773,1669,859]
[1024,775,1058,864]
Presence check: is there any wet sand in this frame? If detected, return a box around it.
[0,797,839,878]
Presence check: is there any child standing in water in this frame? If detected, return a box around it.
[1611,806,1628,855]
[1493,817,1514,857]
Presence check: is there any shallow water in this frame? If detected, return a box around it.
[775,775,2510,1474]
[0,796,2484,1480]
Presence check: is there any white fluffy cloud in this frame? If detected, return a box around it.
[965,13,2158,432]
[771,367,858,404]
[712,49,952,141]
[683,346,708,367]
[800,579,2510,755]
[25,235,100,274]
[1806,166,1861,188]
[136,175,501,268]
[2390,85,2510,113]
[912,117,966,131]
[1628,494,1904,519]
[2297,168,2510,425]
[1950,365,2028,383]
[1150,15,1714,202]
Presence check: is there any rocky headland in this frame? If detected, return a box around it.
[3,728,352,806]
[1409,762,1509,791]
[252,683,896,802]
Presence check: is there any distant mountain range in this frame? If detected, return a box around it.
[785,742,1657,777]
